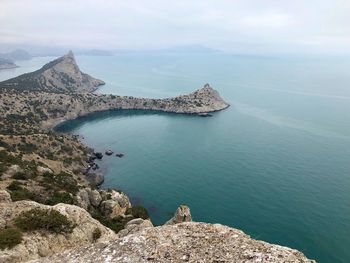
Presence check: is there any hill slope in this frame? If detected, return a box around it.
[0,51,104,93]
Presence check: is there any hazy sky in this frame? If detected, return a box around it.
[1,0,350,54]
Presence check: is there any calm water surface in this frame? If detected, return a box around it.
[2,53,350,263]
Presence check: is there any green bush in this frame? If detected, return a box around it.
[0,228,23,250]
[7,180,23,191]
[7,181,34,201]
[46,191,73,205]
[15,208,74,234]
[89,206,129,233]
[127,205,149,219]
[92,228,101,242]
[41,172,79,194]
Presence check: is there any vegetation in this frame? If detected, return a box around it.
[46,191,74,205]
[0,228,23,250]
[7,181,35,201]
[14,208,74,234]
[89,206,131,233]
[127,205,149,219]
[92,228,102,242]
[41,172,79,194]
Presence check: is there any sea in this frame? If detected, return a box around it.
[1,52,350,263]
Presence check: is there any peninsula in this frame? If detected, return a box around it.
[0,52,313,262]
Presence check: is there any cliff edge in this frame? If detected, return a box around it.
[30,222,314,263]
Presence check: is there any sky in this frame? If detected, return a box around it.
[1,0,350,54]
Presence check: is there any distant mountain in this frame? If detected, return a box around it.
[113,45,221,54]
[0,51,105,93]
[0,49,32,61]
[0,58,18,70]
[158,45,221,53]
[79,49,113,56]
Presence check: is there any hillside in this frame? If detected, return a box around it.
[0,51,105,93]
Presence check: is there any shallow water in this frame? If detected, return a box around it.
[2,53,350,263]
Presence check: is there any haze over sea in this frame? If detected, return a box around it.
[1,53,350,263]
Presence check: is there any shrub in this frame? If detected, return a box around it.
[0,228,23,250]
[126,205,149,219]
[7,180,23,191]
[46,191,73,205]
[88,206,129,233]
[92,228,102,242]
[41,172,79,194]
[7,181,34,201]
[14,208,74,234]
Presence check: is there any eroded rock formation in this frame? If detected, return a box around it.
[30,222,315,263]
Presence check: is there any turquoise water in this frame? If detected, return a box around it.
[2,54,350,263]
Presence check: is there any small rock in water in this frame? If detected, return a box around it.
[105,150,113,156]
[94,152,103,159]
[115,153,124,158]
[198,113,212,117]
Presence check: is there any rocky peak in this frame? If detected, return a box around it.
[0,51,105,93]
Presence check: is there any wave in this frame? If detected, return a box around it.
[233,101,349,140]
[259,88,350,100]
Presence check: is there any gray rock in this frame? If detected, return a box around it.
[86,172,104,186]
[2,164,23,179]
[87,189,102,207]
[75,189,90,210]
[118,218,154,238]
[0,190,11,203]
[165,205,192,225]
[37,166,53,175]
[100,200,122,219]
[32,222,315,263]
[0,200,117,263]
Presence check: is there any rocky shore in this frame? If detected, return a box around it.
[0,51,315,262]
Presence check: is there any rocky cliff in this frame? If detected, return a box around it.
[0,51,105,93]
[0,197,117,263]
[30,222,314,263]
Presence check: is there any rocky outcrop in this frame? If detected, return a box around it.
[118,218,153,237]
[31,222,315,263]
[0,190,11,203]
[85,171,104,186]
[0,200,117,263]
[165,205,192,225]
[75,188,131,219]
[1,164,23,179]
[0,51,104,93]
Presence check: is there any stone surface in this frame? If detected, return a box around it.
[37,166,53,175]
[30,222,315,263]
[0,190,11,203]
[0,200,117,263]
[87,189,102,207]
[85,171,104,186]
[75,188,90,210]
[1,164,23,179]
[165,205,192,225]
[100,200,122,219]
[118,218,153,237]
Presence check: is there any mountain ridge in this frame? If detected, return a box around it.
[0,51,105,93]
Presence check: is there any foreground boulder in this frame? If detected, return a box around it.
[30,222,315,263]
[0,201,117,263]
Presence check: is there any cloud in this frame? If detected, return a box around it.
[0,0,349,54]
